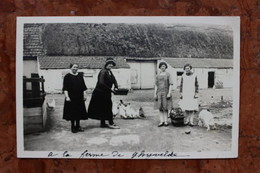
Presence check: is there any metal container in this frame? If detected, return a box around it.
[114,88,129,95]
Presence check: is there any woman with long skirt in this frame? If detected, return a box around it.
[88,57,120,129]
[63,63,88,133]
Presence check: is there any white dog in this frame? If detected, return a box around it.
[198,109,216,131]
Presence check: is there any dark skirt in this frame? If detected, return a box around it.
[87,90,113,121]
[63,99,88,121]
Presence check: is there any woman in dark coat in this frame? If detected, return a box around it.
[88,57,120,129]
[63,63,88,133]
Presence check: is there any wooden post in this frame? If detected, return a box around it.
[41,76,45,93]
[31,73,40,98]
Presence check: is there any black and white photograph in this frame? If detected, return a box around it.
[16,16,240,159]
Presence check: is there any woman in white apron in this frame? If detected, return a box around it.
[179,64,199,126]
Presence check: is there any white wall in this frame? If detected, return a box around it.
[39,68,131,93]
[38,69,64,93]
[38,66,232,93]
[112,69,131,89]
[166,67,178,90]
[215,68,233,88]
[23,60,38,77]
[193,68,233,88]
[194,68,209,89]
[165,65,233,90]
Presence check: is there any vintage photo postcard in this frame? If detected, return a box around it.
[16,16,240,159]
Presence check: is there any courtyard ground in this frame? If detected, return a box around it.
[24,89,233,153]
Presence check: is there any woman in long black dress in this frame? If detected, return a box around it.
[63,63,88,133]
[88,57,120,129]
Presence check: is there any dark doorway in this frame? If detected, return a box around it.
[208,72,215,88]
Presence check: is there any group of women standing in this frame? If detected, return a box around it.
[62,58,119,133]
[62,58,199,133]
[154,62,199,127]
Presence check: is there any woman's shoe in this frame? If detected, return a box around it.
[158,122,164,127]
[108,124,120,129]
[164,123,169,126]
[100,124,109,128]
[76,126,84,132]
[71,128,78,133]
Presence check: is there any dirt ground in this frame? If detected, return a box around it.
[24,89,233,153]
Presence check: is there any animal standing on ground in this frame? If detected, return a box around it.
[198,109,216,131]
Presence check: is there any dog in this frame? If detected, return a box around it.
[198,109,216,131]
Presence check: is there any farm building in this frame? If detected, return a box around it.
[38,56,159,92]
[161,58,233,90]
[22,22,234,133]
[23,24,45,78]
[23,23,234,92]
[38,56,131,93]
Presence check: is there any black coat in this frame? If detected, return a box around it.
[62,73,88,121]
[88,68,118,120]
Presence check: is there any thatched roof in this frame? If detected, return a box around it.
[41,23,233,59]
[163,58,233,68]
[38,56,130,69]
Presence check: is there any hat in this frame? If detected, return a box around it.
[105,57,116,67]
[159,62,168,69]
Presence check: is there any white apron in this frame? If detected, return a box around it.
[179,74,199,111]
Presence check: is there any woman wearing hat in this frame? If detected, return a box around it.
[88,57,120,129]
[154,61,173,127]
[179,63,199,126]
